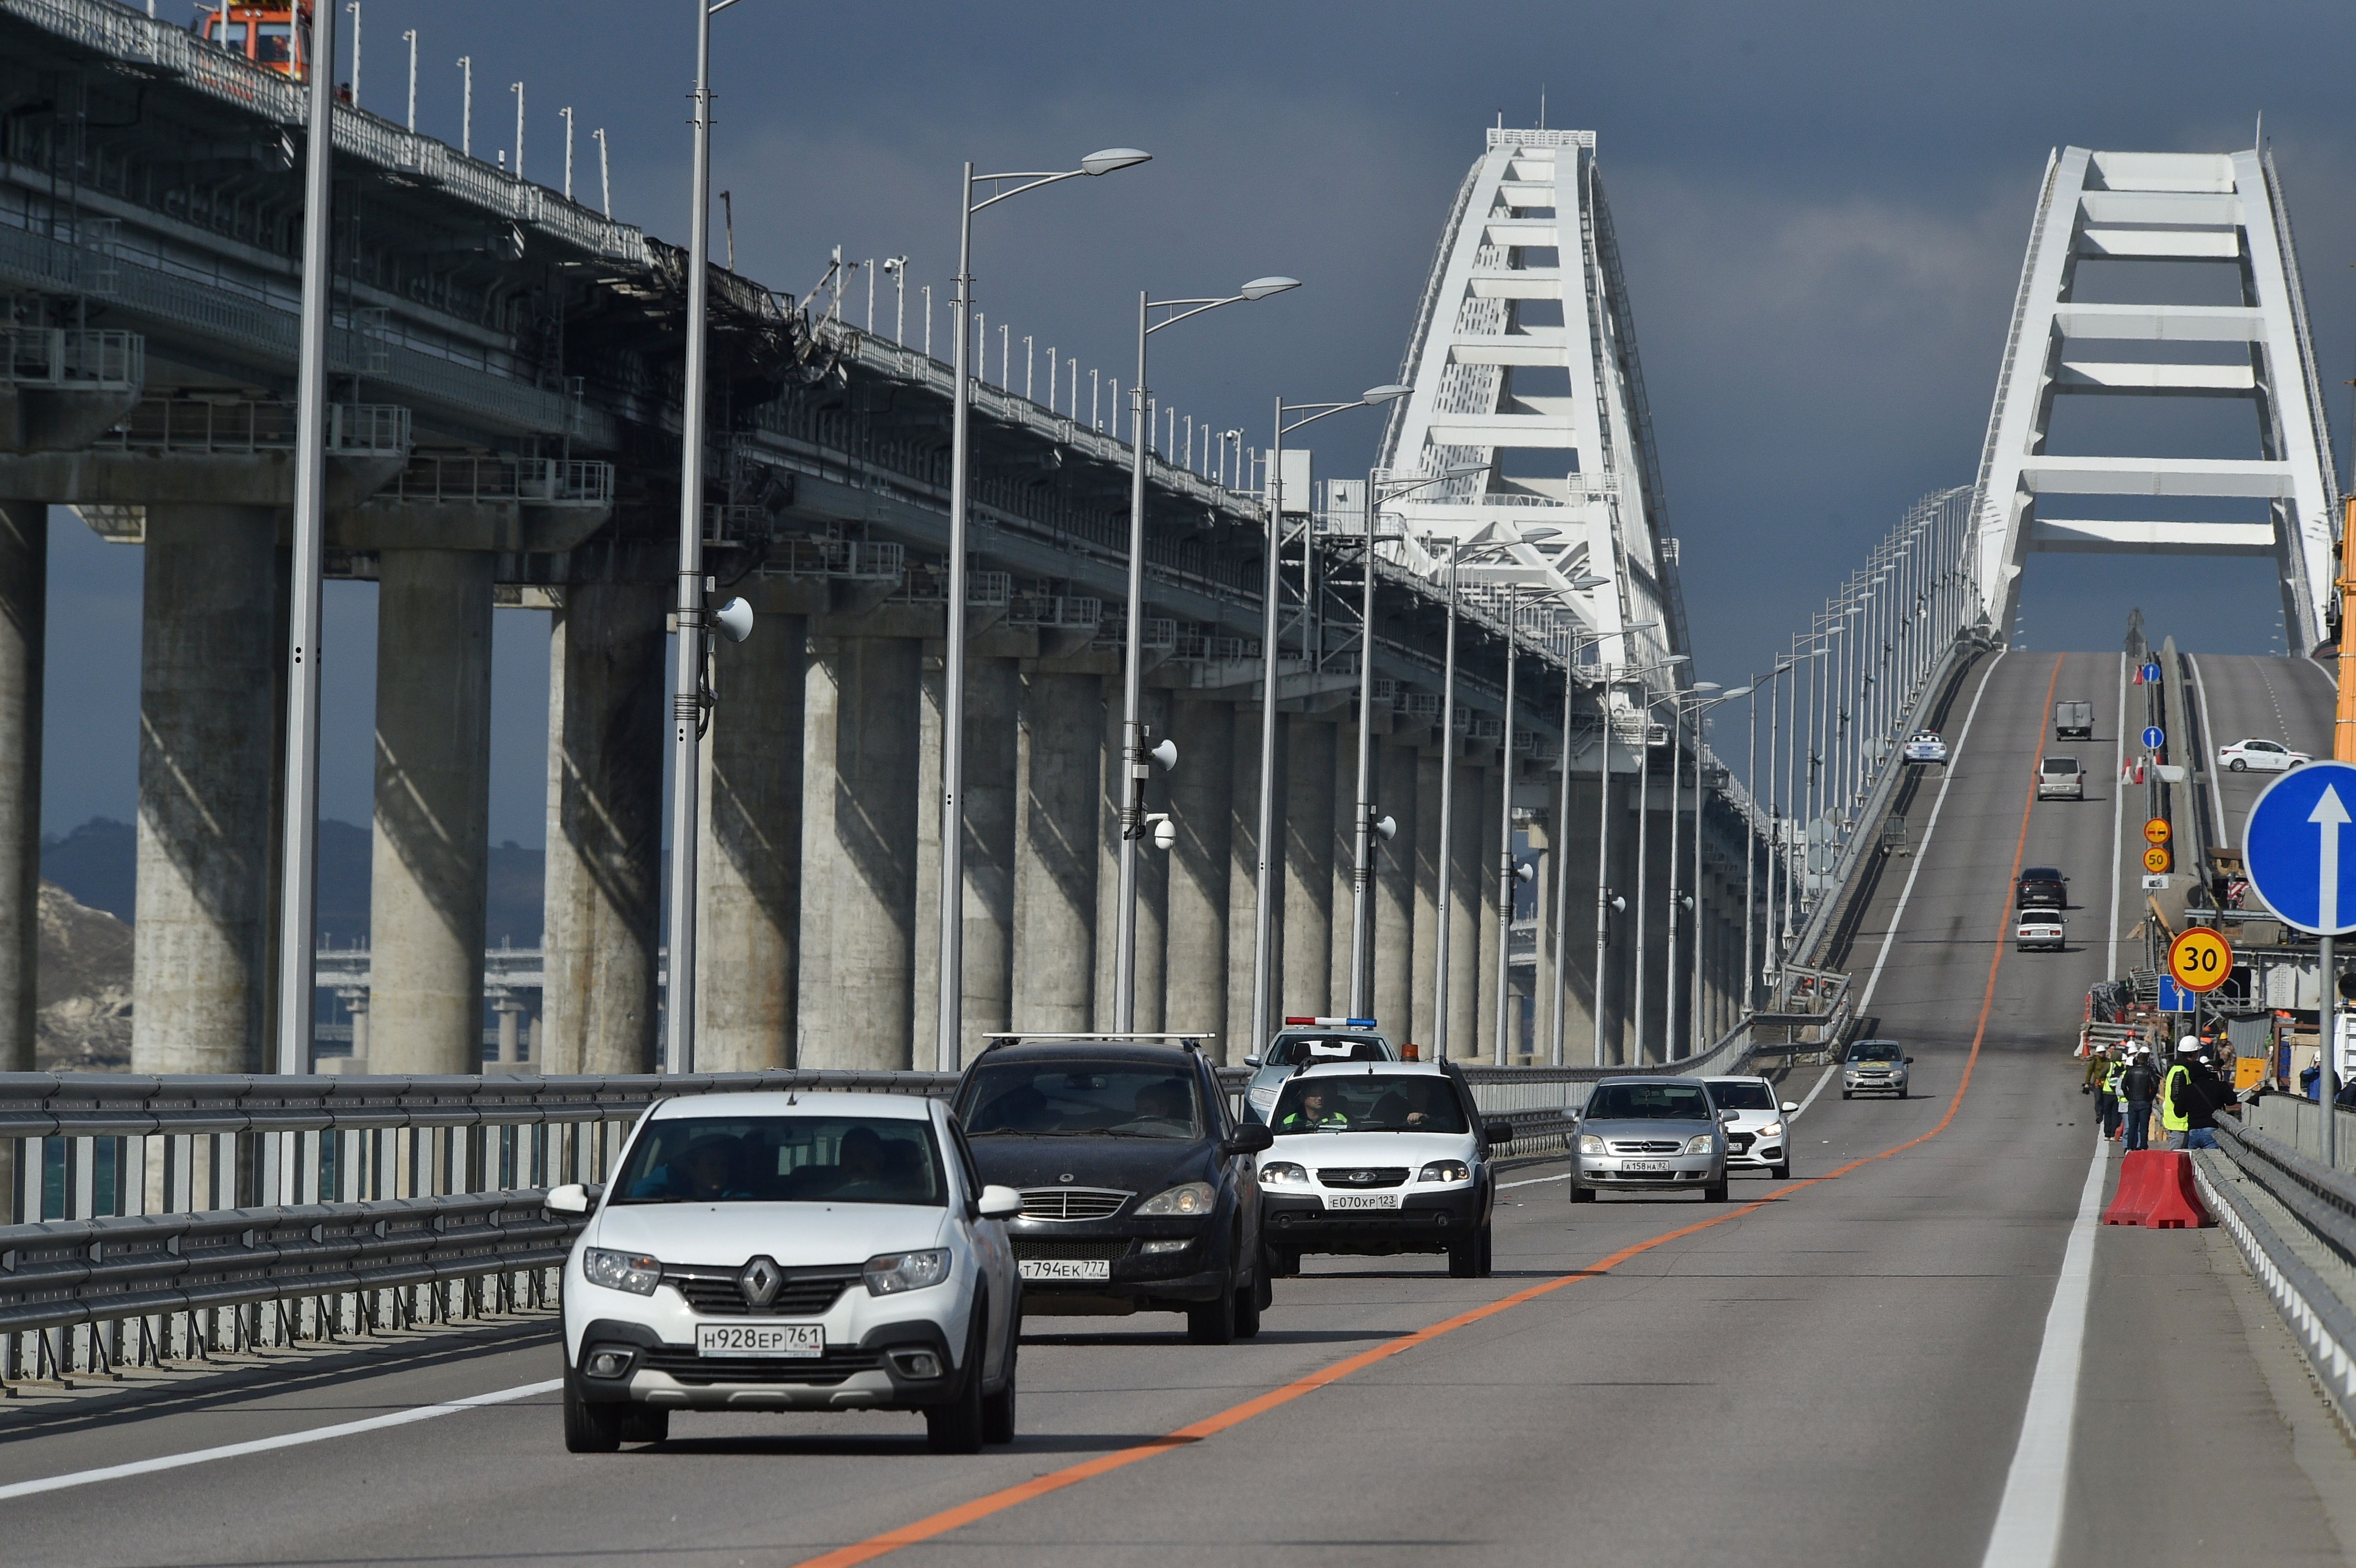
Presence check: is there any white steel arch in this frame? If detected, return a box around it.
[1376,126,1686,684]
[1969,145,2340,649]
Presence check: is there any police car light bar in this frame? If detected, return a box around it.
[1282,1016,1377,1029]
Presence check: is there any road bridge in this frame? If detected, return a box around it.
[0,0,1779,1084]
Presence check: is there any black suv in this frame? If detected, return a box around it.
[952,1039,1274,1343]
[2017,866,2067,909]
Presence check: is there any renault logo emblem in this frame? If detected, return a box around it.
[738,1255,782,1309]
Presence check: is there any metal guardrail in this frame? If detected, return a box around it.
[0,326,142,389]
[384,455,615,508]
[2199,1105,2356,1432]
[93,397,412,457]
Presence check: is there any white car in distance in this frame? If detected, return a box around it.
[1702,1076,1800,1179]
[2016,909,2065,951]
[555,1091,1024,1455]
[1901,730,1948,764]
[2217,738,2310,773]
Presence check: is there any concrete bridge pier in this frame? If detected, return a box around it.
[1442,753,1483,1061]
[1372,737,1418,1040]
[1163,695,1231,1047]
[367,549,494,1075]
[1280,715,1334,1019]
[1476,762,1504,1061]
[797,630,922,1069]
[131,504,287,1074]
[540,579,665,1075]
[1223,703,1273,1064]
[0,501,41,1070]
[693,596,807,1072]
[1095,687,1169,1033]
[913,645,1019,1067]
[1410,749,1444,1049]
[1012,667,1101,1034]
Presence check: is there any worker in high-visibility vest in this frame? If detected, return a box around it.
[2097,1050,2126,1141]
[2162,1038,2220,1151]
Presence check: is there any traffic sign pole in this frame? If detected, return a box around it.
[2241,761,2356,1165]
[2324,933,2337,1170]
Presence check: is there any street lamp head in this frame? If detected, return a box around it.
[1513,526,1561,544]
[1565,572,1609,590]
[1240,275,1302,300]
[1360,383,1410,403]
[1723,685,1754,699]
[1691,681,1722,694]
[1081,147,1152,176]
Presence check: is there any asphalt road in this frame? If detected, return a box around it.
[1,652,2349,1568]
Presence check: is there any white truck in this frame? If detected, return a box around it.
[2053,699,2094,740]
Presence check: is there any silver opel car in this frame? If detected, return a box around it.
[1569,1077,1731,1203]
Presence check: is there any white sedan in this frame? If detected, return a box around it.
[1902,730,1948,763]
[2218,738,2309,773]
[2016,910,2065,950]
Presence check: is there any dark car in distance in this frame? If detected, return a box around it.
[951,1039,1273,1344]
[2017,866,2067,909]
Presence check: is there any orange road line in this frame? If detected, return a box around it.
[793,652,2062,1568]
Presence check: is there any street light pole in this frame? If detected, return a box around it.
[1431,537,1460,1059]
[1113,279,1302,1032]
[1493,583,1520,1066]
[273,0,337,1074]
[931,146,1148,1071]
[1544,617,1638,1067]
[1683,686,1749,1054]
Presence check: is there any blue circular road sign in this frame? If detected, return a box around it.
[2141,726,2165,750]
[2244,760,2356,935]
[2141,662,2163,684]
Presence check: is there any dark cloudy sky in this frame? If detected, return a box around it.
[42,0,2356,844]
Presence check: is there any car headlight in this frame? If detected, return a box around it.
[1418,1160,1472,1183]
[1136,1181,1217,1217]
[863,1248,952,1296]
[1260,1161,1310,1186]
[1681,1133,1715,1156]
[582,1247,661,1296]
[1577,1134,1605,1156]
[1757,1122,1784,1141]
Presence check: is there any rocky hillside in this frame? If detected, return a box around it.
[37,879,131,1070]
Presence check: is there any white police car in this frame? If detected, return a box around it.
[1902,730,1948,764]
[1242,1018,1398,1123]
[1254,1059,1508,1278]
[554,1091,1025,1455]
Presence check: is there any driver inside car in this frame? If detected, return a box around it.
[627,1135,753,1201]
[1277,1084,1350,1131]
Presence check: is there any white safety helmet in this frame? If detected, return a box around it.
[2176,1036,2203,1054]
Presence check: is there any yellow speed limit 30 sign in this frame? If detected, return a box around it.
[2166,927,2233,994]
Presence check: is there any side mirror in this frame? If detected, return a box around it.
[1484,1119,1517,1147]
[1243,1054,1262,1068]
[1223,1123,1275,1156]
[1904,1057,1916,1065]
[1719,1108,1740,1121]
[1781,1101,1800,1114]
[547,1183,592,1215]
[976,1184,1024,1220]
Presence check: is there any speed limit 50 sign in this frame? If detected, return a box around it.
[2166,927,2233,995]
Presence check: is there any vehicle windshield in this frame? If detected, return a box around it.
[2021,867,2062,882]
[1270,1074,1467,1134]
[2042,758,2078,774]
[1705,1080,1776,1111]
[1265,1033,1390,1067]
[612,1115,944,1206]
[961,1063,1204,1139]
[1584,1082,1714,1121]
[1849,1042,1904,1062]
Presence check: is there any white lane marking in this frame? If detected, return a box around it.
[1788,1062,1838,1121]
[1500,1171,1573,1189]
[2186,653,2226,846]
[2294,653,2337,695]
[2109,652,2127,979]
[1856,651,2007,1013]
[0,1377,563,1502]
[1977,1136,2109,1568]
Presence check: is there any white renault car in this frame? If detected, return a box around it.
[1702,1076,1800,1179]
[2217,738,2309,773]
[555,1091,1024,1455]
[1254,1060,1508,1278]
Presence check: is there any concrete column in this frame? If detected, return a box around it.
[1095,687,1169,1032]
[1476,764,1504,1063]
[916,650,1019,1065]
[541,580,664,1075]
[132,505,285,1075]
[340,989,369,1065]
[368,550,494,1075]
[493,994,523,1062]
[1551,771,1602,1060]
[694,601,806,1071]
[1373,740,1418,1042]
[1012,670,1099,1032]
[1224,703,1274,1063]
[1410,749,1443,1050]
[1444,756,1482,1061]
[1280,715,1334,1018]
[0,503,41,1070]
[1329,719,1359,1018]
[798,632,922,1068]
[1164,696,1231,1044]
[1531,809,1557,1065]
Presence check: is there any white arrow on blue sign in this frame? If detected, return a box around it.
[2141,726,2165,750]
[2141,662,2163,684]
[2244,760,2356,934]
